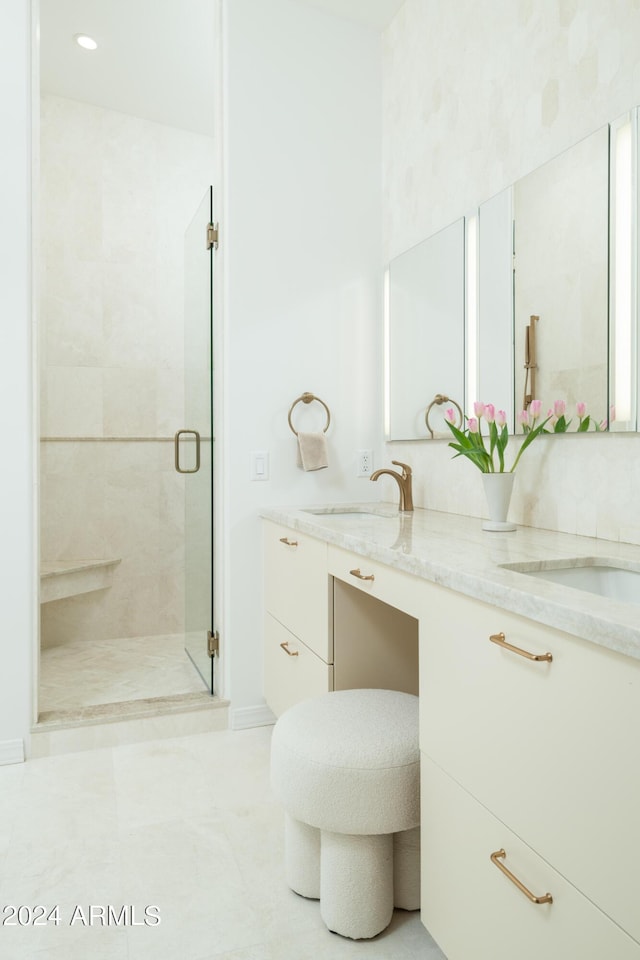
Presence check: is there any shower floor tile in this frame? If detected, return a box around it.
[39,633,208,711]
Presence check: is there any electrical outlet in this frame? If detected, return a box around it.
[357,449,373,477]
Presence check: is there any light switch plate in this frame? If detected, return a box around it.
[251,450,269,481]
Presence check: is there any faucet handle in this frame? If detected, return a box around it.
[391,460,412,476]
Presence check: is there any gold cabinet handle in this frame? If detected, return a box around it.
[350,568,375,582]
[279,641,299,657]
[279,537,298,547]
[490,632,552,662]
[490,849,553,904]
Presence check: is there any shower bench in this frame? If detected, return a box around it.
[40,558,121,604]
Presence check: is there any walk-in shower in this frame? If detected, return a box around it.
[37,0,218,729]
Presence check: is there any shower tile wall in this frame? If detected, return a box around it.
[40,95,214,646]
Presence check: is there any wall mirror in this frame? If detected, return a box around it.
[511,125,610,427]
[385,218,464,441]
[609,109,638,432]
[385,109,640,441]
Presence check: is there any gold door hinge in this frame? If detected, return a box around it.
[207,222,219,250]
[207,630,220,657]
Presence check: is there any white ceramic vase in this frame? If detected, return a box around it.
[481,472,516,532]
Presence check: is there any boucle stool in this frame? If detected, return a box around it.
[270,689,420,940]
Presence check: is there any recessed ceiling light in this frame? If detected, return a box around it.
[73,33,98,51]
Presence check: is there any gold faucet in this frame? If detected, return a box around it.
[370,460,414,512]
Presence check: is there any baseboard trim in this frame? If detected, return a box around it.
[0,739,25,765]
[230,703,276,730]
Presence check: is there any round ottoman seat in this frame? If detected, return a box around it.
[270,689,420,940]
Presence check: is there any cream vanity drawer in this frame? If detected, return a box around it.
[264,521,331,661]
[419,582,640,943]
[327,544,426,618]
[421,754,640,960]
[264,614,333,718]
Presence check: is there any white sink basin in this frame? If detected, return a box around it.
[303,508,395,520]
[502,560,640,605]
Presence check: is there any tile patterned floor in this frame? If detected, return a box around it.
[0,727,447,960]
[39,633,208,712]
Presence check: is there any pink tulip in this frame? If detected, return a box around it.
[496,409,507,427]
[529,399,542,419]
[610,404,616,422]
[444,407,456,424]
[473,401,485,418]
[576,401,587,419]
[553,399,566,418]
[484,403,495,423]
[517,410,528,426]
[467,417,479,434]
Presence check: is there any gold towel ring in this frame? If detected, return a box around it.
[425,394,463,438]
[288,392,331,436]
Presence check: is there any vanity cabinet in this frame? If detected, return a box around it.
[262,511,640,957]
[263,525,419,715]
[263,520,330,661]
[264,615,333,718]
[263,521,333,717]
[419,583,640,956]
[421,754,640,960]
[327,544,425,617]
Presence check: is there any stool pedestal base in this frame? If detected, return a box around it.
[320,831,393,940]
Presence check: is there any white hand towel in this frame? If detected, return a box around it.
[296,432,329,471]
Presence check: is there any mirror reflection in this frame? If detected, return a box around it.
[385,110,640,441]
[512,125,609,426]
[385,218,464,441]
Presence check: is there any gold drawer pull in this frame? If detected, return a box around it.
[279,537,298,547]
[350,568,375,582]
[490,849,553,904]
[490,632,552,662]
[279,642,299,657]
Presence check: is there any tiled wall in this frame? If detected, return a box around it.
[382,0,640,544]
[40,95,214,644]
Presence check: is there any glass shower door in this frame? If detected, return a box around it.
[179,186,216,693]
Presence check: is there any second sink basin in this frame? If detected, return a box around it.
[501,559,640,605]
[303,507,395,520]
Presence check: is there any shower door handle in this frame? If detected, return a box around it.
[174,429,201,474]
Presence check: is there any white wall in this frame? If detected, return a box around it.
[222,0,383,724]
[0,0,34,761]
[383,0,640,544]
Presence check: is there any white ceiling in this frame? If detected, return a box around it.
[39,0,217,136]
[39,0,405,136]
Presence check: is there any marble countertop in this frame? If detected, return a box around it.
[261,503,640,661]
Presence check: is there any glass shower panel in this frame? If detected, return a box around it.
[181,186,215,692]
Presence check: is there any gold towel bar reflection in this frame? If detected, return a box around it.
[425,394,463,438]
[279,537,298,547]
[288,392,331,436]
[350,568,375,582]
[490,849,553,904]
[280,642,299,657]
[490,632,553,662]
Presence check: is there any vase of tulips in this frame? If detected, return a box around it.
[444,400,551,531]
